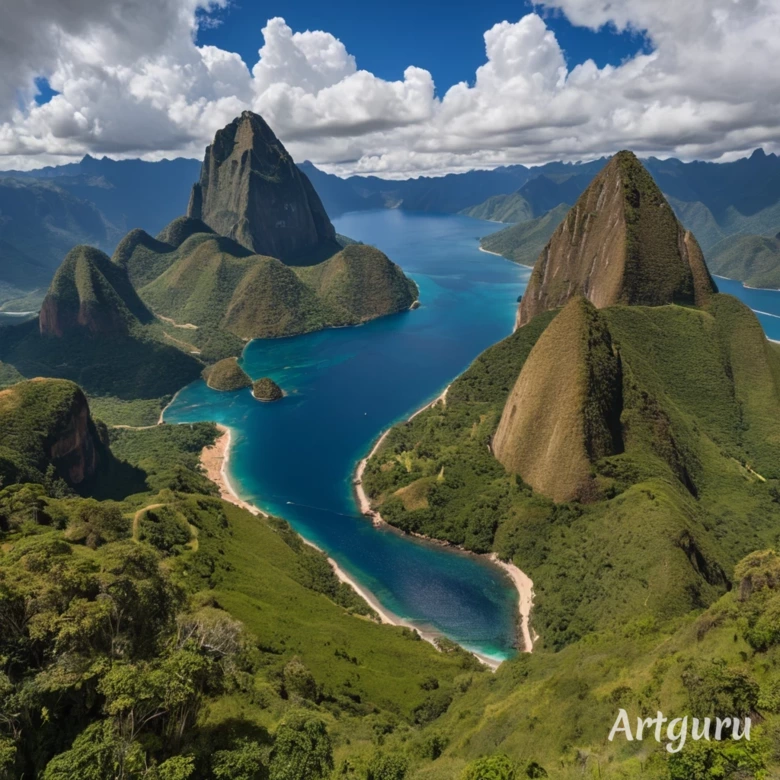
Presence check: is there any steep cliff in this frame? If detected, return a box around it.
[187,111,339,263]
[517,151,716,327]
[0,378,104,486]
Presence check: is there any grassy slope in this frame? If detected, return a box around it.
[136,233,417,359]
[108,425,483,766]
[1,412,480,778]
[708,233,780,289]
[412,578,780,779]
[480,204,569,266]
[363,297,780,649]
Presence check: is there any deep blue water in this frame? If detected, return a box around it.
[163,214,780,662]
[165,210,531,661]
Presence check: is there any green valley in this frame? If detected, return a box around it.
[0,378,482,780]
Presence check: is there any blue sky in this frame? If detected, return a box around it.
[3,0,777,173]
[198,0,652,94]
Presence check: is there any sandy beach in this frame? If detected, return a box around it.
[198,418,505,670]
[478,246,505,258]
[200,424,267,517]
[351,384,537,657]
[490,554,536,652]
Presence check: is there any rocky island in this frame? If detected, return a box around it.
[252,377,283,401]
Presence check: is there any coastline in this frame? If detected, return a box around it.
[714,273,780,293]
[201,424,267,517]
[158,388,183,424]
[478,246,505,258]
[354,384,450,525]
[199,422,504,670]
[351,384,537,655]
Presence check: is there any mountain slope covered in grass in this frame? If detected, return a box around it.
[0,386,479,779]
[360,154,780,775]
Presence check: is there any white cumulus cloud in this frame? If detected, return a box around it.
[0,0,779,175]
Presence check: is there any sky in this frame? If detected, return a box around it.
[0,0,778,177]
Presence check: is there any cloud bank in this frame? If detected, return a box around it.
[1,0,778,176]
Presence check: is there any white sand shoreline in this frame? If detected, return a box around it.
[351,384,537,656]
[478,246,505,258]
[200,420,506,670]
[201,424,267,517]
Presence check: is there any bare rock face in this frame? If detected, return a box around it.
[46,385,102,485]
[517,151,716,328]
[187,111,338,263]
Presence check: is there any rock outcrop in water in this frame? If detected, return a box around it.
[517,151,716,327]
[252,377,283,401]
[187,111,339,264]
[202,357,252,391]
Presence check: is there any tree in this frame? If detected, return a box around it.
[212,738,267,780]
[268,712,333,780]
[461,754,519,780]
[367,751,408,780]
[668,738,767,780]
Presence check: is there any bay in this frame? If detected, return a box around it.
[165,210,530,661]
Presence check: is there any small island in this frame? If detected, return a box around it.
[252,377,284,401]
[202,357,252,391]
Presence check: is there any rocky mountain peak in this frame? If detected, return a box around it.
[516,150,716,327]
[187,111,338,263]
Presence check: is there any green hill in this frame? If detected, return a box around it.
[461,172,596,224]
[39,245,153,337]
[133,228,417,359]
[202,357,252,391]
[479,204,569,266]
[493,297,623,503]
[707,232,780,288]
[463,191,535,223]
[364,293,780,647]
[0,377,107,488]
[0,246,202,418]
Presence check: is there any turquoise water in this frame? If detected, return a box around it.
[165,210,531,661]
[163,213,780,661]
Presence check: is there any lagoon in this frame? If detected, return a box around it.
[165,210,530,661]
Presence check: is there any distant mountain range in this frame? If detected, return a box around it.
[0,112,418,424]
[3,148,780,306]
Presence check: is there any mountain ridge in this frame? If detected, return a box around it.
[516,151,716,327]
